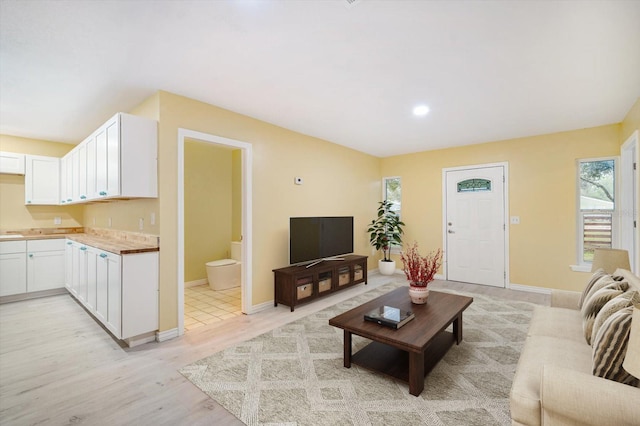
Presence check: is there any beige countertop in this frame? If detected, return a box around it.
[0,228,159,255]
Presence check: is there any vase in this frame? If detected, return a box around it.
[378,259,396,276]
[408,285,429,304]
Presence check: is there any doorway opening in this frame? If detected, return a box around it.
[621,130,638,273]
[177,129,253,336]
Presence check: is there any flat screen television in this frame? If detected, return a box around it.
[289,216,354,266]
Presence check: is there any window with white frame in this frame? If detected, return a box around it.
[578,157,617,264]
[383,176,402,250]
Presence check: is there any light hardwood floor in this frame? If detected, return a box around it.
[0,274,549,425]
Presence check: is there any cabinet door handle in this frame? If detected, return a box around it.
[67,198,72,202]
[67,242,72,245]
[27,200,31,204]
[80,195,87,200]
[80,246,87,251]
[28,254,33,258]
[99,191,107,196]
[99,253,108,258]
[61,200,66,204]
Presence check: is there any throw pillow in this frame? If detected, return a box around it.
[579,268,607,308]
[581,281,629,345]
[581,274,622,309]
[592,306,639,387]
[591,290,640,345]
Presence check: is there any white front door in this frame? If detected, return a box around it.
[445,166,506,287]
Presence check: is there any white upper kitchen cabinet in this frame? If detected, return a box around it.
[86,133,97,201]
[59,156,68,204]
[95,113,157,200]
[70,148,80,203]
[25,155,60,205]
[94,125,108,199]
[0,151,25,175]
[77,142,88,201]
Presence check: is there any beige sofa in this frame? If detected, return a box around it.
[510,268,640,425]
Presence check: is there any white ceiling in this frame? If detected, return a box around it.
[1,1,639,158]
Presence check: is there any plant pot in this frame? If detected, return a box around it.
[408,285,429,304]
[378,259,396,275]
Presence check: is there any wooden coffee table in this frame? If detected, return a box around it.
[328,287,473,396]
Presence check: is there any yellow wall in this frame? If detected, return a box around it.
[184,139,234,282]
[3,90,636,334]
[381,124,621,292]
[232,149,242,242]
[621,97,640,144]
[82,93,160,235]
[0,135,84,229]
[155,91,381,331]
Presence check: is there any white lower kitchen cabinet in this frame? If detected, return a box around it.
[1,239,66,298]
[26,239,66,292]
[65,240,73,293]
[101,250,121,338]
[0,241,27,297]
[85,246,98,313]
[65,239,158,343]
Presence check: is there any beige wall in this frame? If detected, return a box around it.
[621,97,640,144]
[184,139,233,282]
[3,90,636,334]
[0,135,83,229]
[155,91,381,331]
[232,149,242,242]
[381,124,621,292]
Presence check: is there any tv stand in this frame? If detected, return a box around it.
[304,256,344,268]
[273,255,367,312]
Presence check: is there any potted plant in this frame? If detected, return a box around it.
[368,200,405,275]
[400,242,442,304]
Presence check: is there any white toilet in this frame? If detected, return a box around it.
[206,241,242,291]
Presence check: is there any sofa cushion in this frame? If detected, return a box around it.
[579,268,607,308]
[592,306,640,386]
[527,305,585,344]
[581,282,628,345]
[510,335,592,425]
[591,290,639,345]
[582,274,624,307]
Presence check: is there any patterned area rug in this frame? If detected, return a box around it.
[179,282,534,425]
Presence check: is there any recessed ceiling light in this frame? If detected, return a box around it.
[413,105,430,116]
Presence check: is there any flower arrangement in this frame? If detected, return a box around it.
[400,242,442,287]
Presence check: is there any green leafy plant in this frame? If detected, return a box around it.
[368,200,405,262]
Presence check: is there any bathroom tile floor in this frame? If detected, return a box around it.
[184,284,242,331]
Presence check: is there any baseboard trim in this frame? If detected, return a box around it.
[0,287,68,305]
[156,328,179,342]
[125,331,157,348]
[185,279,208,288]
[247,300,276,314]
[370,268,405,277]
[509,283,552,295]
